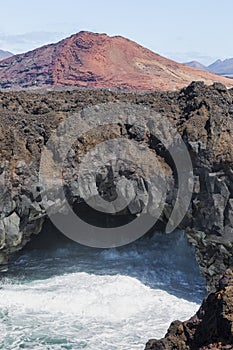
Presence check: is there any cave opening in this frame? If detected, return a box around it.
[7,203,206,304]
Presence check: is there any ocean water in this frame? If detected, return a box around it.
[0,228,205,350]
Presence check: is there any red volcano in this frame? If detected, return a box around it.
[0,31,232,91]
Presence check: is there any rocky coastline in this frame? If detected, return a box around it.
[145,269,233,350]
[0,81,233,345]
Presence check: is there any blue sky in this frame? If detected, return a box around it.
[0,0,232,65]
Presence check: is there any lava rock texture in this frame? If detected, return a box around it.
[145,269,233,350]
[0,82,233,293]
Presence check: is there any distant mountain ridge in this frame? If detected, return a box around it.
[184,61,207,70]
[208,58,233,75]
[0,31,232,91]
[0,49,13,61]
[185,58,233,77]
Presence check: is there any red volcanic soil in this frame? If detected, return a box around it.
[0,31,232,91]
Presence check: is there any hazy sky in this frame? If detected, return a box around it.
[0,0,232,65]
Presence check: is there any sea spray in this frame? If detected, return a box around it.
[0,231,205,350]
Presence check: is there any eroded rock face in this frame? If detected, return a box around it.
[145,269,233,350]
[0,82,233,291]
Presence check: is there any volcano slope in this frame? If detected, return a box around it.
[0,31,232,91]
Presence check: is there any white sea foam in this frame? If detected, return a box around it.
[0,231,205,349]
[0,272,199,350]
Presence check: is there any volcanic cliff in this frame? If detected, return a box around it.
[0,31,232,91]
[1,81,233,293]
[1,81,233,346]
